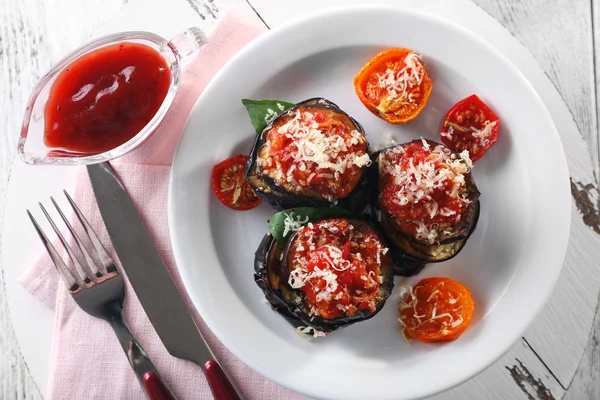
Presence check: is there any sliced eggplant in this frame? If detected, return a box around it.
[380,201,480,268]
[254,217,394,334]
[246,98,369,212]
[371,139,480,273]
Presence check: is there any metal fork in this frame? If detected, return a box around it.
[27,191,176,400]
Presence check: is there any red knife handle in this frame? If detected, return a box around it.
[143,371,176,400]
[204,360,242,400]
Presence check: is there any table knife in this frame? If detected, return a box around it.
[87,162,243,400]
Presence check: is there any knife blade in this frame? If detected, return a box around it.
[87,162,242,400]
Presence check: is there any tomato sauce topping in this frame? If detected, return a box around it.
[287,218,389,319]
[44,42,171,154]
[378,139,473,244]
[354,48,433,124]
[399,277,475,343]
[257,107,370,201]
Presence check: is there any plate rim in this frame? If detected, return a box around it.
[168,5,571,399]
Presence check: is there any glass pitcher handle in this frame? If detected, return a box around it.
[168,27,208,66]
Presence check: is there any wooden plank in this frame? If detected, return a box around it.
[431,339,564,400]
[563,299,600,400]
[0,297,40,399]
[476,0,598,178]
[596,0,600,141]
[563,295,600,399]
[563,1,600,398]
[474,0,600,389]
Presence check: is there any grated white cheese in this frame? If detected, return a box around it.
[414,220,438,243]
[289,265,338,295]
[397,284,412,301]
[288,220,387,316]
[257,108,369,199]
[320,245,351,272]
[470,120,497,141]
[397,317,407,329]
[354,153,372,167]
[380,142,471,244]
[439,207,457,217]
[441,125,455,140]
[296,326,327,338]
[276,110,369,175]
[426,290,440,303]
[377,52,425,103]
[427,304,455,325]
[459,150,473,169]
[265,108,278,123]
[450,315,464,328]
[282,213,309,238]
[400,284,459,332]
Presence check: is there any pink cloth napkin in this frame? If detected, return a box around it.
[18,9,308,400]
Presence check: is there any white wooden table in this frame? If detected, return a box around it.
[1,0,599,399]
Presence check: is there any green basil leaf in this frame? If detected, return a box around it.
[268,206,351,244]
[241,99,295,134]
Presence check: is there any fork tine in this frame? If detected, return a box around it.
[39,203,91,285]
[51,196,103,279]
[63,190,116,273]
[27,210,80,292]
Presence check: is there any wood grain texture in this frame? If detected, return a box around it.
[431,339,565,400]
[564,297,600,400]
[596,0,600,146]
[1,0,599,400]
[476,0,598,178]
[563,1,600,398]
[474,0,600,388]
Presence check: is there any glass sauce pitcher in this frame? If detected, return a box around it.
[18,28,206,166]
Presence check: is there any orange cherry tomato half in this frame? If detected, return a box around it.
[440,94,500,163]
[354,48,433,124]
[211,155,261,211]
[399,277,475,343]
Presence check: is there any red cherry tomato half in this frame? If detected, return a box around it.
[440,94,499,163]
[211,155,261,210]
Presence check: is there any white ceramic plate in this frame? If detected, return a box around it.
[168,6,570,400]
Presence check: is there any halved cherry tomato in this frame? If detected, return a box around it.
[399,277,475,343]
[354,48,433,124]
[440,94,500,163]
[211,155,261,210]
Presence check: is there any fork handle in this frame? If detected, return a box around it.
[108,310,176,400]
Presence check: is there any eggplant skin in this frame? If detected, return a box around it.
[245,98,369,212]
[370,141,481,273]
[381,201,480,275]
[254,218,394,334]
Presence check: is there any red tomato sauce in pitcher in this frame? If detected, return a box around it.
[44,42,171,154]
